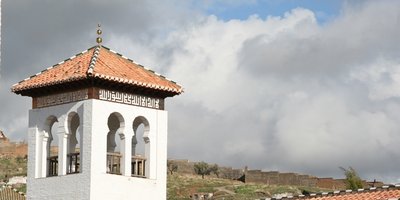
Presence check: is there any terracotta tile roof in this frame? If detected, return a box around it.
[266,185,400,200]
[11,45,183,96]
[0,185,26,200]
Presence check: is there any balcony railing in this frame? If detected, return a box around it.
[107,152,121,175]
[48,156,58,177]
[132,155,146,177]
[67,152,80,174]
[106,153,147,177]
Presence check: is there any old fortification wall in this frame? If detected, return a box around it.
[244,169,383,190]
[315,178,346,190]
[169,159,383,190]
[0,143,28,157]
[0,133,27,157]
[244,169,319,187]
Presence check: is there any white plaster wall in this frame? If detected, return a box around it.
[27,100,92,200]
[28,174,91,200]
[89,99,168,200]
[27,99,168,200]
[90,174,164,200]
[156,110,168,198]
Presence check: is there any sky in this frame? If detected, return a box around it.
[1,0,400,184]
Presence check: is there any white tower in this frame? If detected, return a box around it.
[11,33,183,199]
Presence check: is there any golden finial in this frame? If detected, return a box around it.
[96,24,103,44]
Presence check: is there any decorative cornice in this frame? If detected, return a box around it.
[87,45,101,75]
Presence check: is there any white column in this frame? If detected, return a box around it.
[58,134,68,175]
[28,127,39,179]
[145,135,152,178]
[121,128,133,176]
[78,101,90,174]
[78,119,84,173]
[57,118,68,176]
[90,100,108,174]
[157,111,168,198]
[147,116,160,180]
[41,135,49,177]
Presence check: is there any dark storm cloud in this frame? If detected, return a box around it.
[2,0,197,78]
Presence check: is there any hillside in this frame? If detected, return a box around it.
[0,156,27,180]
[167,173,329,200]
[0,156,27,193]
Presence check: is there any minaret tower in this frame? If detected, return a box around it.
[11,26,183,200]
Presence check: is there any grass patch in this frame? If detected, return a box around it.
[0,156,27,179]
[234,185,259,194]
[167,174,330,200]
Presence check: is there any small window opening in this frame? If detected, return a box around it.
[132,116,149,178]
[67,113,81,174]
[47,119,59,177]
[106,113,123,175]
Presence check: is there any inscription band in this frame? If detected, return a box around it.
[36,89,89,108]
[98,89,161,110]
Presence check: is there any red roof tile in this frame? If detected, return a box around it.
[11,46,183,96]
[273,185,400,200]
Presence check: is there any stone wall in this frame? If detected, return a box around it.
[316,178,346,190]
[168,159,385,190]
[0,141,28,157]
[218,166,243,180]
[244,169,384,190]
[244,170,318,187]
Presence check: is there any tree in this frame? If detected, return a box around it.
[210,164,220,178]
[340,166,363,190]
[194,161,211,179]
[167,160,178,175]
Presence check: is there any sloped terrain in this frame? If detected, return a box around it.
[0,156,27,180]
[167,173,329,200]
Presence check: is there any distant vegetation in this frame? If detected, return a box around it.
[168,160,179,175]
[340,166,363,190]
[193,161,219,179]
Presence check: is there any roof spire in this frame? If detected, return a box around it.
[96,24,103,45]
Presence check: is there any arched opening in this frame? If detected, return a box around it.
[66,112,81,174]
[132,116,150,178]
[44,116,59,177]
[106,112,124,174]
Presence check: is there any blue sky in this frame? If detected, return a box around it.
[202,0,343,23]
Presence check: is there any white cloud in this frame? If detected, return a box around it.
[163,1,400,183]
[350,59,400,101]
